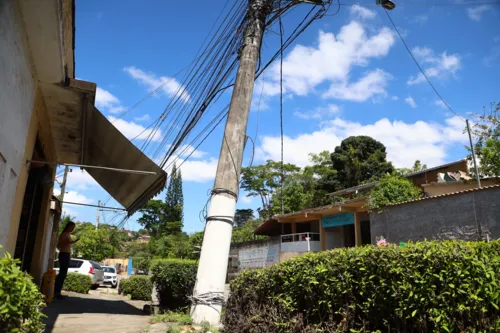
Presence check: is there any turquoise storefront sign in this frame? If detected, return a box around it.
[322,212,354,228]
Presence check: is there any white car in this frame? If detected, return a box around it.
[54,258,104,289]
[101,266,118,288]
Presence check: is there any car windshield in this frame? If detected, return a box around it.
[102,267,115,273]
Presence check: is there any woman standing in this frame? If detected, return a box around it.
[54,222,79,300]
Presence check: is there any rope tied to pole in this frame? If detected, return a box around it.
[188,291,226,313]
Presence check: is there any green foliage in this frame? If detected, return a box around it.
[0,248,46,333]
[166,326,181,333]
[151,311,193,325]
[138,200,176,237]
[232,219,267,244]
[368,172,422,210]
[62,273,92,294]
[469,101,500,177]
[331,136,394,189]
[234,209,255,227]
[133,256,151,274]
[398,160,428,176]
[150,259,197,311]
[165,163,184,225]
[118,276,152,301]
[71,227,114,262]
[224,240,500,332]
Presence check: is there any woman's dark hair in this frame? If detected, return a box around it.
[62,221,76,233]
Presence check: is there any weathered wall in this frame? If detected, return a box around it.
[0,0,36,250]
[228,237,280,279]
[370,186,500,244]
[423,179,500,197]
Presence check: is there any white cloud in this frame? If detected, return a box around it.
[124,66,191,103]
[407,47,461,85]
[58,169,99,190]
[405,96,417,108]
[63,191,94,204]
[134,114,151,122]
[323,69,391,102]
[95,87,125,114]
[392,96,399,101]
[349,5,376,20]
[263,22,395,101]
[240,196,253,205]
[413,14,428,24]
[435,100,447,109]
[108,116,162,141]
[294,104,340,120]
[164,157,218,183]
[256,116,466,169]
[467,5,491,21]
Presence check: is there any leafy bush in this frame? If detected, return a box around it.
[150,259,197,311]
[63,273,92,294]
[0,248,46,333]
[369,172,422,211]
[119,276,152,301]
[224,240,500,333]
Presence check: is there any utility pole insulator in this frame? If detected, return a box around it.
[190,0,272,325]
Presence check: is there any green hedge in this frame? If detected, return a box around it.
[0,248,46,333]
[118,276,152,301]
[63,273,92,294]
[150,259,197,311]
[224,240,500,332]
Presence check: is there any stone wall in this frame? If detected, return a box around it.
[370,186,500,244]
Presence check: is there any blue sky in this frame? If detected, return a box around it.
[56,0,500,233]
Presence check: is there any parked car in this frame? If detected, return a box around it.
[101,266,118,288]
[54,258,104,289]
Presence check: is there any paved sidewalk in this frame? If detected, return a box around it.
[43,288,165,333]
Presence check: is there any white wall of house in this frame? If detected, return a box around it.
[0,0,36,249]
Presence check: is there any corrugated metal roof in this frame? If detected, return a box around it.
[386,184,500,207]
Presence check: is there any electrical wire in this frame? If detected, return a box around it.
[383,9,466,122]
[278,1,285,215]
[340,1,500,6]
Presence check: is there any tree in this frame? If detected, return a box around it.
[231,219,267,244]
[398,160,428,176]
[470,102,500,177]
[303,151,338,207]
[331,136,394,189]
[164,163,184,232]
[234,209,254,227]
[72,228,114,262]
[241,160,301,218]
[137,200,168,237]
[368,173,422,211]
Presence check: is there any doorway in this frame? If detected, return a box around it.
[14,138,51,272]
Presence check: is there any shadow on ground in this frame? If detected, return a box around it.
[43,292,148,333]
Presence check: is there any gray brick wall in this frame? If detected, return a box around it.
[370,186,500,244]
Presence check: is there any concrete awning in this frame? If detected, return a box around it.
[41,79,167,215]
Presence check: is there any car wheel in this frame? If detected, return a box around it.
[111,283,117,289]
[90,284,99,290]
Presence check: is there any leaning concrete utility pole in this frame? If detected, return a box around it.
[191,0,272,325]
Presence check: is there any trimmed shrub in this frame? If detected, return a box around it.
[118,276,152,301]
[224,240,500,333]
[0,248,46,333]
[150,259,197,311]
[63,273,92,294]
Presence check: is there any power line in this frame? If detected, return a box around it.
[340,1,500,6]
[383,9,466,122]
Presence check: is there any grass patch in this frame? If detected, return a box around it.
[151,311,193,325]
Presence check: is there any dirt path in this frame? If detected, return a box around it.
[43,288,166,333]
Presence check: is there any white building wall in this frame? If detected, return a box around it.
[0,0,36,249]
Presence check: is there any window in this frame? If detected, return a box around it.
[90,261,102,270]
[69,260,83,268]
[102,267,115,273]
